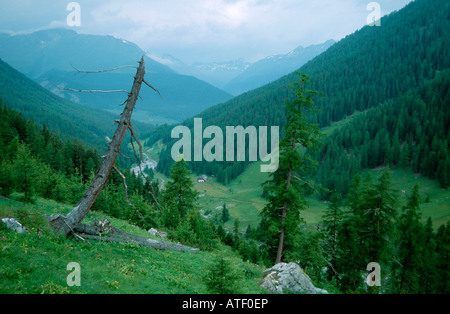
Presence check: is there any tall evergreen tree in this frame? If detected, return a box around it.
[261,73,321,264]
[322,192,344,279]
[362,170,398,268]
[391,184,425,293]
[13,144,37,203]
[221,203,230,223]
[162,158,198,229]
[434,221,450,293]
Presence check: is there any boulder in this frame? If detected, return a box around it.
[260,262,323,294]
[315,287,329,294]
[1,218,28,234]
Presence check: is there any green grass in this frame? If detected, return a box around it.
[185,105,449,232]
[190,163,449,233]
[193,162,269,232]
[365,167,450,229]
[0,196,264,294]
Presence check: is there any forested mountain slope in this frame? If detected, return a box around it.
[153,0,450,186]
[0,58,123,149]
[0,29,232,123]
[316,70,450,197]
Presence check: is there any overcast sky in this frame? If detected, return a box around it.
[0,0,413,63]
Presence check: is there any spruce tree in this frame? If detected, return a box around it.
[261,73,321,264]
[392,184,425,293]
[203,255,241,294]
[434,221,450,293]
[322,192,344,279]
[162,158,198,229]
[221,203,230,223]
[13,144,37,203]
[419,217,437,293]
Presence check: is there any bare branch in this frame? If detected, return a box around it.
[60,87,129,94]
[128,125,163,211]
[112,165,137,210]
[292,174,321,194]
[143,79,163,99]
[129,125,145,164]
[71,64,137,74]
[149,184,163,211]
[48,80,129,94]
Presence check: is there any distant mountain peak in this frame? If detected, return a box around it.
[224,39,335,95]
[0,29,233,123]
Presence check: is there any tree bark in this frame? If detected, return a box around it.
[275,131,296,264]
[72,219,198,253]
[49,56,146,236]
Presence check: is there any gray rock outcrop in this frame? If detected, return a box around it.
[1,218,28,234]
[260,262,327,294]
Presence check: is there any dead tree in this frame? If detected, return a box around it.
[48,56,199,253]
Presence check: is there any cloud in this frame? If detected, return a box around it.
[0,0,413,63]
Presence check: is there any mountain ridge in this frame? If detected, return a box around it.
[0,28,233,124]
[153,0,450,187]
[224,39,335,95]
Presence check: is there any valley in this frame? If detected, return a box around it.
[0,0,449,296]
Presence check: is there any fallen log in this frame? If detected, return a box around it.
[79,234,199,253]
[72,218,199,253]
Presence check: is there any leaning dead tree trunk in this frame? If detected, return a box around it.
[50,56,146,236]
[48,56,199,253]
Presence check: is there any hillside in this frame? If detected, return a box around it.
[0,196,264,294]
[1,0,449,297]
[315,71,450,197]
[0,57,123,149]
[0,28,233,123]
[153,0,450,185]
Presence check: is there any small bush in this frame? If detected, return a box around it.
[203,255,242,294]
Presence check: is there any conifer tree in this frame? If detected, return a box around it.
[392,184,425,293]
[13,144,37,203]
[419,217,437,293]
[434,221,450,293]
[203,255,241,294]
[221,203,230,223]
[355,170,398,292]
[322,192,344,279]
[261,73,321,264]
[162,158,198,229]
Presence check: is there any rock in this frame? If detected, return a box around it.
[315,287,329,294]
[1,218,28,234]
[148,228,167,238]
[260,262,320,294]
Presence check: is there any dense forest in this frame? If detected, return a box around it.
[248,76,450,293]
[316,71,450,198]
[153,0,450,188]
[0,101,222,250]
[0,58,118,149]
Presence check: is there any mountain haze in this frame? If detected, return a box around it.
[153,0,450,186]
[150,40,334,95]
[224,40,335,95]
[0,57,121,149]
[0,29,232,123]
